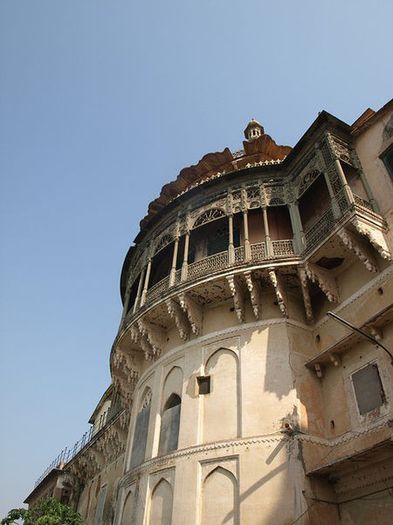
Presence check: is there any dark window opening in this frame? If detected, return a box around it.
[197,376,211,395]
[159,394,181,455]
[299,175,330,231]
[149,243,173,288]
[352,364,386,415]
[127,277,140,313]
[381,145,393,180]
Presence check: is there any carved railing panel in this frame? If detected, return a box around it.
[353,193,373,212]
[272,239,295,257]
[234,246,245,264]
[147,276,170,303]
[187,250,229,280]
[251,242,266,263]
[304,207,335,253]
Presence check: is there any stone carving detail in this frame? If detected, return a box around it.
[137,319,164,358]
[154,233,173,255]
[268,269,287,317]
[298,170,321,198]
[193,208,226,229]
[337,227,378,272]
[166,298,189,340]
[264,184,285,206]
[305,262,339,303]
[329,135,354,165]
[226,274,245,322]
[244,271,262,319]
[178,292,203,335]
[352,219,392,261]
[298,267,313,323]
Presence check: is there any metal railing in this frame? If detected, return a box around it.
[34,404,122,488]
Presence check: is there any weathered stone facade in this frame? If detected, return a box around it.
[26,99,393,524]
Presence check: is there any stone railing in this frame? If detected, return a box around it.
[147,275,170,303]
[187,250,229,281]
[304,206,336,254]
[353,192,374,212]
[234,246,245,264]
[272,239,294,257]
[250,242,266,262]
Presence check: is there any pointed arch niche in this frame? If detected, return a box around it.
[149,478,173,525]
[159,366,183,455]
[130,386,152,468]
[201,465,239,525]
[120,484,136,525]
[203,348,240,443]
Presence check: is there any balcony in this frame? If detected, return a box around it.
[119,189,388,339]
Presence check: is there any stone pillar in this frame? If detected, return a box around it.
[262,207,272,257]
[243,210,251,261]
[352,151,379,212]
[140,258,152,306]
[334,158,355,206]
[315,144,341,218]
[228,214,235,264]
[169,235,180,287]
[181,230,190,282]
[132,268,145,314]
[288,202,305,255]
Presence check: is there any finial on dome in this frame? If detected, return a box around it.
[244,119,264,141]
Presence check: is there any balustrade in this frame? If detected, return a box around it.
[272,239,295,257]
[187,250,229,281]
[250,242,266,263]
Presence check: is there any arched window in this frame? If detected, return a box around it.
[130,388,152,468]
[158,393,181,455]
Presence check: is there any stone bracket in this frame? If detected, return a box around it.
[226,274,245,322]
[137,318,165,359]
[337,227,378,272]
[352,218,392,261]
[268,268,287,317]
[298,267,313,323]
[244,271,262,319]
[178,292,203,335]
[305,262,339,303]
[166,298,189,340]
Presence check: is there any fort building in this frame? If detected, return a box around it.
[25,99,393,525]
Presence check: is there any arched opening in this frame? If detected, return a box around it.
[149,478,173,525]
[149,242,173,288]
[202,466,238,525]
[158,393,181,455]
[130,387,152,468]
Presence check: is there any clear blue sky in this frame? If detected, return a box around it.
[0,0,392,515]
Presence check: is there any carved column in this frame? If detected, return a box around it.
[140,251,152,306]
[169,226,180,287]
[243,210,251,261]
[181,230,190,282]
[352,151,379,212]
[133,267,146,313]
[228,214,235,264]
[325,132,355,207]
[262,207,272,257]
[288,202,305,255]
[315,144,341,218]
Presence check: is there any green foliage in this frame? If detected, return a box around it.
[1,498,84,525]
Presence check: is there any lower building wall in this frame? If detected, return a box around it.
[77,454,124,525]
[339,490,393,525]
[116,438,342,525]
